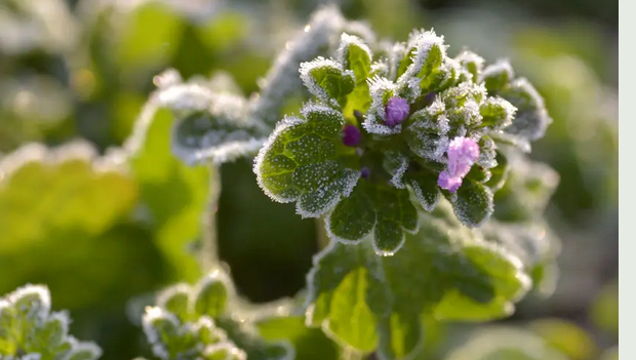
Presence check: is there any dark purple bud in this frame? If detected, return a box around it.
[423,92,436,106]
[384,96,410,127]
[361,166,371,179]
[342,124,362,146]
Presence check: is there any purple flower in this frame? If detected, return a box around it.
[384,97,410,127]
[361,166,371,179]
[342,124,361,146]
[437,170,463,193]
[438,136,480,193]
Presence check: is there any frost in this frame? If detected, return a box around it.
[455,50,485,81]
[247,5,347,127]
[0,284,102,360]
[324,181,418,255]
[363,76,403,135]
[396,29,447,99]
[383,151,410,189]
[254,103,360,218]
[450,182,494,228]
[405,98,451,162]
[336,33,373,69]
[500,78,553,141]
[142,272,293,360]
[7,284,51,321]
[481,59,515,92]
[120,68,267,167]
[479,96,517,130]
[299,57,355,108]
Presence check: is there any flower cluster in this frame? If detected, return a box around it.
[255,28,552,255]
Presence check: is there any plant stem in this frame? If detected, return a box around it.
[316,217,331,251]
[199,164,222,273]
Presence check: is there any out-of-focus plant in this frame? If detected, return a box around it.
[0,284,102,360]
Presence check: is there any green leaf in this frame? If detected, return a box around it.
[146,272,292,360]
[493,153,559,223]
[215,318,291,360]
[338,34,373,119]
[486,151,509,191]
[444,327,569,360]
[499,78,553,141]
[300,59,355,108]
[193,273,230,319]
[129,107,210,282]
[255,104,360,218]
[396,30,446,99]
[0,142,163,310]
[0,284,102,359]
[326,181,418,256]
[481,60,515,94]
[156,284,191,320]
[171,106,265,167]
[406,170,441,212]
[308,199,530,359]
[449,181,494,228]
[257,315,340,360]
[382,151,409,189]
[528,319,598,360]
[455,50,485,83]
[478,221,560,297]
[479,97,516,130]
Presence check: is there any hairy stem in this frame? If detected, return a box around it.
[316,217,331,250]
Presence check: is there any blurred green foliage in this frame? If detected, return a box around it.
[0,0,617,359]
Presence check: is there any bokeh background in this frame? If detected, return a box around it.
[0,0,617,359]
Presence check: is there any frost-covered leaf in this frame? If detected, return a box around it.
[256,315,340,360]
[125,105,210,282]
[406,170,441,212]
[326,181,418,256]
[499,78,553,141]
[479,221,560,296]
[307,199,530,359]
[255,103,360,218]
[192,274,231,319]
[481,60,515,93]
[382,151,409,189]
[444,327,569,360]
[0,142,163,309]
[363,77,402,135]
[156,284,191,320]
[448,180,494,228]
[0,284,101,359]
[247,5,350,127]
[479,97,517,130]
[338,34,373,119]
[455,50,485,83]
[396,29,447,100]
[145,271,292,360]
[405,97,450,162]
[485,150,509,191]
[144,70,267,166]
[300,58,355,108]
[493,152,559,223]
[168,90,266,166]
